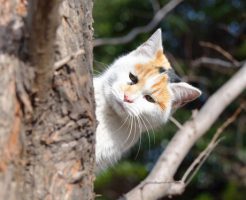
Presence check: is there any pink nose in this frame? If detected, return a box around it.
[124,94,133,103]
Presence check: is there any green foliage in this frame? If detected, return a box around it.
[95,162,147,189]
[195,193,214,200]
[95,162,148,200]
[236,41,246,59]
[222,182,245,200]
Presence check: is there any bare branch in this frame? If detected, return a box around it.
[212,104,244,141]
[182,104,243,185]
[123,63,246,200]
[28,0,62,99]
[150,0,161,12]
[94,0,184,47]
[200,41,239,66]
[192,57,242,68]
[54,48,85,71]
[187,139,222,186]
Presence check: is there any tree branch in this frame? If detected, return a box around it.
[199,41,239,66]
[123,63,246,200]
[94,0,184,47]
[192,57,242,68]
[149,0,161,12]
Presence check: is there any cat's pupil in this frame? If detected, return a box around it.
[158,67,166,73]
[129,72,138,85]
[145,95,155,103]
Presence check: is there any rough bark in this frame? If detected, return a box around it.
[0,0,95,200]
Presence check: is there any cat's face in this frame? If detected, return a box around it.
[104,29,201,127]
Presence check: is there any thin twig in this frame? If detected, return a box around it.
[181,105,244,185]
[94,0,184,47]
[212,104,244,142]
[54,49,84,71]
[170,116,183,129]
[183,138,223,185]
[200,41,240,66]
[192,57,240,68]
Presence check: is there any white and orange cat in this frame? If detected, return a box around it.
[94,29,201,171]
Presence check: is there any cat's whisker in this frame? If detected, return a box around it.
[135,115,143,159]
[93,69,103,75]
[128,116,137,149]
[128,106,146,159]
[94,59,109,68]
[141,114,156,145]
[114,115,129,134]
[123,115,133,145]
[110,88,118,97]
[130,116,137,145]
[123,106,140,149]
[132,106,154,149]
[138,114,151,152]
[124,106,139,146]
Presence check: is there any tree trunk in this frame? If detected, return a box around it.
[0,0,95,200]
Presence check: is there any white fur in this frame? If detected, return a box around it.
[94,29,201,172]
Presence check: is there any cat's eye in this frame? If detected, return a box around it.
[144,95,155,103]
[129,72,138,85]
[158,67,166,73]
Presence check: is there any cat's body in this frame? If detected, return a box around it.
[94,29,201,172]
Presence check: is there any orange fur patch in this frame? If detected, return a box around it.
[122,50,171,109]
[151,75,170,109]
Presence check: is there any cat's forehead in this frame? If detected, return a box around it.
[134,50,171,76]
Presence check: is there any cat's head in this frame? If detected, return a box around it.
[103,29,201,126]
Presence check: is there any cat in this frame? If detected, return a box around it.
[94,29,201,172]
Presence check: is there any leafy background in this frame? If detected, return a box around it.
[93,0,246,199]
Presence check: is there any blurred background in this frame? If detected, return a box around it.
[93,0,246,199]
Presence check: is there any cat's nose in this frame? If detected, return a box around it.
[124,94,133,103]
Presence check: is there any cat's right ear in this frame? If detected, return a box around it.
[133,29,163,58]
[170,82,201,109]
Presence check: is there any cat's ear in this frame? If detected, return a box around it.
[134,29,163,57]
[170,82,201,108]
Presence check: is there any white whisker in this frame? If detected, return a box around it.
[114,115,129,133]
[128,106,146,159]
[135,115,143,159]
[128,116,137,149]
[141,114,155,145]
[123,116,133,145]
[126,107,138,147]
[138,114,151,152]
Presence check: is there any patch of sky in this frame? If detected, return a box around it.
[228,21,240,36]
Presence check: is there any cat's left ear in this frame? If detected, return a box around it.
[170,82,202,108]
[134,29,163,58]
